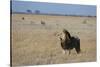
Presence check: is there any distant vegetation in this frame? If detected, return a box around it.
[82,20,87,24]
[41,21,45,25]
[22,17,25,20]
[12,9,96,17]
[35,10,40,14]
[26,9,32,13]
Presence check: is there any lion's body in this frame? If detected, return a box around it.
[57,29,81,54]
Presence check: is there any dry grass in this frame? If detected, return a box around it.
[11,14,96,66]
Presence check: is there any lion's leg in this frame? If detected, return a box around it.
[62,50,66,54]
[69,50,71,55]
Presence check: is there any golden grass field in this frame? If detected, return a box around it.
[11,14,96,66]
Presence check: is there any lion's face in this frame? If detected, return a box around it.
[56,31,66,41]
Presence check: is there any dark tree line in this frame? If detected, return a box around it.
[26,9,40,14]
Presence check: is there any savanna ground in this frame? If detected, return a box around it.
[11,14,96,66]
